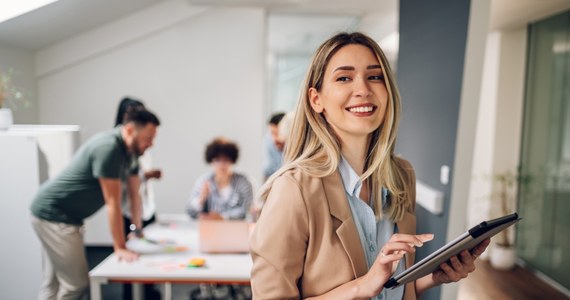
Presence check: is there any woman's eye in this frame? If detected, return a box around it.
[369,75,385,81]
[336,76,351,82]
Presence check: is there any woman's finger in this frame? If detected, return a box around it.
[381,242,416,256]
[439,262,461,282]
[449,256,466,276]
[471,238,491,257]
[459,250,476,273]
[378,252,405,265]
[389,233,434,247]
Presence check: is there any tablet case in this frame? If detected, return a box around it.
[384,212,521,289]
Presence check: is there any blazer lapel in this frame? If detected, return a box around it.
[396,211,417,269]
[397,211,418,300]
[323,171,368,278]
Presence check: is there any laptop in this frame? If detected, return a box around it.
[385,212,522,289]
[198,218,252,253]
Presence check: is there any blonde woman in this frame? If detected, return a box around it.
[250,32,490,299]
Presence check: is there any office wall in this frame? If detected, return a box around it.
[397,0,472,299]
[466,32,500,243]
[0,45,37,123]
[467,28,526,242]
[35,0,266,222]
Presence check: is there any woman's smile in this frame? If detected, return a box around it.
[345,103,378,116]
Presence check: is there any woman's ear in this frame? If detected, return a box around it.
[308,87,324,113]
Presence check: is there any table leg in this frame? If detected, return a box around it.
[89,278,106,300]
[163,282,172,300]
[132,283,143,300]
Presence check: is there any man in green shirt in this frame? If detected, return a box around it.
[30,109,160,300]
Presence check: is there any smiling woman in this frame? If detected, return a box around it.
[250,32,490,300]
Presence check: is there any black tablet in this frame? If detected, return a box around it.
[384,212,521,289]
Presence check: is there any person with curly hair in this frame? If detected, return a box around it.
[187,137,253,220]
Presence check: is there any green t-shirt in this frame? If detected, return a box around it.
[31,127,138,225]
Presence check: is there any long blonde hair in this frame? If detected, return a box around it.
[260,32,412,222]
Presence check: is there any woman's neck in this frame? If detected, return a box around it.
[340,135,370,176]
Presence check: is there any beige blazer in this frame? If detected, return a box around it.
[250,158,417,300]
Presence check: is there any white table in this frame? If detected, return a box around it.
[89,214,252,300]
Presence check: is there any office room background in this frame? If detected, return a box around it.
[1,0,570,299]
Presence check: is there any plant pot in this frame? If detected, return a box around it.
[0,108,13,130]
[490,244,517,270]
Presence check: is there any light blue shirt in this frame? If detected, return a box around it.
[338,157,405,300]
[263,133,283,179]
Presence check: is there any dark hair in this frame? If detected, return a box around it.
[123,109,160,127]
[268,112,286,126]
[115,97,145,126]
[205,137,239,163]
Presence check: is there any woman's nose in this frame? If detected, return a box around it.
[353,77,371,98]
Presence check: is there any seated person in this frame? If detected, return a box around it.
[187,137,253,220]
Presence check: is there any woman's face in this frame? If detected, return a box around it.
[309,44,388,143]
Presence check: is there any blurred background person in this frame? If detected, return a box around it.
[187,137,253,220]
[30,109,160,299]
[114,97,162,300]
[114,97,162,235]
[252,111,295,220]
[263,112,285,181]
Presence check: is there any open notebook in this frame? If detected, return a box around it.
[385,212,521,289]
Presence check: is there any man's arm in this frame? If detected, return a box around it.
[99,177,138,262]
[126,175,143,233]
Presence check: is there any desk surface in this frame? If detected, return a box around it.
[89,214,252,284]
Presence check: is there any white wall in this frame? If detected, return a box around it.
[359,8,399,68]
[443,0,492,299]
[0,45,37,123]
[466,32,500,237]
[35,0,266,226]
[465,28,527,243]
[492,29,526,178]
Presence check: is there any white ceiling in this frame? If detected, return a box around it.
[0,0,389,51]
[186,0,387,15]
[3,0,568,53]
[490,0,570,30]
[0,0,165,50]
[268,14,361,55]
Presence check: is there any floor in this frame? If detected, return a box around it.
[458,259,570,300]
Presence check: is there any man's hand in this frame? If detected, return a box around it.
[115,248,139,262]
[144,169,162,180]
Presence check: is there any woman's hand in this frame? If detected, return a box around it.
[356,233,434,298]
[431,238,491,285]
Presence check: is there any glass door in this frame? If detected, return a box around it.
[518,9,570,290]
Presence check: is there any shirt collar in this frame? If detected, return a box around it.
[338,156,363,198]
[339,156,390,210]
[114,126,130,159]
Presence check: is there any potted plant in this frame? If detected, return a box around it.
[0,67,32,130]
[488,170,529,270]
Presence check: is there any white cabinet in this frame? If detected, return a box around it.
[0,125,79,300]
